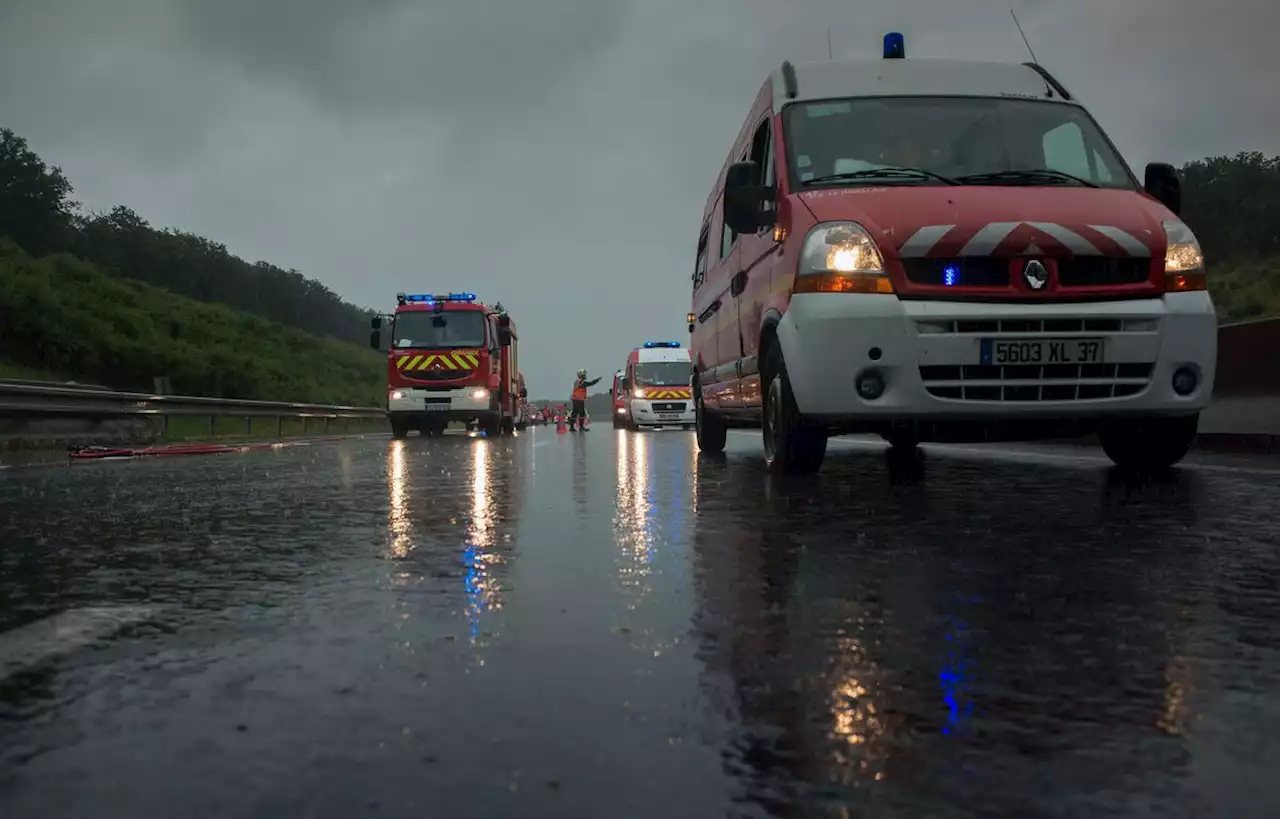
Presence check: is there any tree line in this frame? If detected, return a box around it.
[1,127,376,345]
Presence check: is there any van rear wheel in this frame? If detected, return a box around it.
[762,345,826,474]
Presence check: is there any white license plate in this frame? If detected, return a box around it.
[656,413,681,421]
[424,402,449,411]
[980,338,1104,366]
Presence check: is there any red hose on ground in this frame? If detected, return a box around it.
[68,434,375,461]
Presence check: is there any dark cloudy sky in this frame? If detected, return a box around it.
[1,0,1275,395]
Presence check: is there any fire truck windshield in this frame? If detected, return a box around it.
[634,361,689,387]
[392,311,486,349]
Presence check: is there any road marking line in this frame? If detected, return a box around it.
[0,605,154,681]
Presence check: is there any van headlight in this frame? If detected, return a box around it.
[795,222,894,294]
[1162,220,1206,292]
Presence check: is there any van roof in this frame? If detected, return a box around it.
[770,58,1074,110]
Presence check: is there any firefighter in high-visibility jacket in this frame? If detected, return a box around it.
[568,368,600,431]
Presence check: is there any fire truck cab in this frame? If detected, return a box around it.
[371,292,521,438]
[621,341,695,431]
[690,33,1215,473]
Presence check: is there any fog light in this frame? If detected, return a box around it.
[471,388,490,400]
[855,371,885,400]
[390,390,405,400]
[1172,367,1197,396]
[616,407,626,414]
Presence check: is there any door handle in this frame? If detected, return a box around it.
[730,270,748,297]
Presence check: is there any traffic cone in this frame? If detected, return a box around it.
[556,413,567,434]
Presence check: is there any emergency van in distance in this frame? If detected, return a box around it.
[610,369,628,428]
[371,292,522,438]
[621,341,695,430]
[689,32,1215,473]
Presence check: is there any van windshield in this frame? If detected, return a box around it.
[782,97,1134,190]
[634,361,689,387]
[392,311,486,349]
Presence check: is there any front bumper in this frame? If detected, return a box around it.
[388,385,495,419]
[629,398,695,426]
[776,292,1217,422]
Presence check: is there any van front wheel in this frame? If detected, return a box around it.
[762,345,827,474]
[1099,415,1198,471]
[695,392,727,453]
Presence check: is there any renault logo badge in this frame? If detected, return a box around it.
[1022,259,1049,290]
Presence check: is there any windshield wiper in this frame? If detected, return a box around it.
[953,169,1100,188]
[804,167,959,186]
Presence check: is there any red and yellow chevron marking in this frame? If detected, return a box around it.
[644,388,691,400]
[394,350,482,372]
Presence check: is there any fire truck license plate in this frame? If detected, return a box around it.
[424,401,449,411]
[980,338,1104,366]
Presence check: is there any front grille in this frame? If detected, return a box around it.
[919,363,1153,401]
[652,402,687,412]
[915,317,1159,335]
[902,257,1152,289]
[1057,257,1151,287]
[402,369,472,383]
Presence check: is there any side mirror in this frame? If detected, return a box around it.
[1144,162,1181,216]
[497,315,511,329]
[724,160,771,235]
[371,315,382,330]
[498,328,512,347]
[519,387,528,399]
[369,330,381,350]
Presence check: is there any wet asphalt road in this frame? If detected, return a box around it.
[1,428,1279,818]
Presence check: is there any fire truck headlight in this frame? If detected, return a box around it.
[470,388,490,401]
[390,389,406,400]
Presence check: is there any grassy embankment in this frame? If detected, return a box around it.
[0,239,388,443]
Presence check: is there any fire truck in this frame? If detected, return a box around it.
[370,292,524,438]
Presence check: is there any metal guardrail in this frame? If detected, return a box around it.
[0,379,386,439]
[0,380,386,419]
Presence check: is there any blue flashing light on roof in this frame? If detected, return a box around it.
[883,32,905,59]
[400,292,477,304]
[643,341,681,349]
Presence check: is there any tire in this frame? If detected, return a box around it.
[501,416,515,435]
[762,344,827,474]
[1099,415,1198,471]
[613,416,624,429]
[881,427,920,451]
[390,417,409,439]
[694,391,727,454]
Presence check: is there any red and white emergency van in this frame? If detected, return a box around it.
[690,33,1215,473]
[620,341,695,430]
[371,292,521,438]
